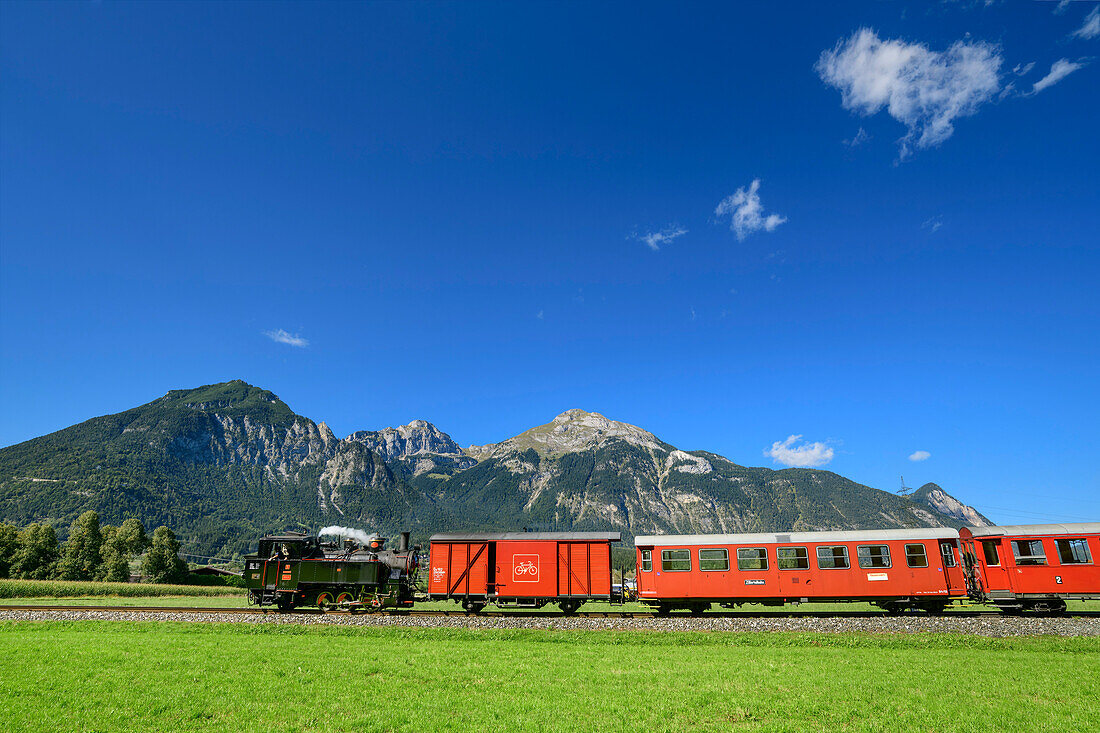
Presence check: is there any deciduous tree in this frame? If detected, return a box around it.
[99,518,149,582]
[0,523,19,578]
[141,526,187,584]
[57,510,104,581]
[11,523,59,579]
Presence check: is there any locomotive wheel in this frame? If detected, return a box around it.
[336,592,354,605]
[276,594,295,614]
[315,592,334,610]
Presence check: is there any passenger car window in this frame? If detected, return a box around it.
[777,547,809,570]
[640,549,652,572]
[698,548,729,571]
[981,540,1000,566]
[737,547,768,571]
[1055,539,1092,565]
[816,545,849,569]
[856,545,891,569]
[1011,539,1047,566]
[661,549,691,571]
[939,542,957,568]
[905,543,928,568]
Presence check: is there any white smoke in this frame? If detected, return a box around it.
[318,526,378,545]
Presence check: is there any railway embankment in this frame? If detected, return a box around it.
[3,607,1098,636]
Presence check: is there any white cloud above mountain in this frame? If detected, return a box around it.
[264,329,309,348]
[765,435,834,467]
[715,179,787,241]
[1071,6,1099,39]
[816,28,1003,159]
[635,226,688,251]
[1030,58,1086,94]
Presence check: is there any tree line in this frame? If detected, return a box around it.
[0,511,188,584]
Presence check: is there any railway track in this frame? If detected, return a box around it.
[3,604,1091,618]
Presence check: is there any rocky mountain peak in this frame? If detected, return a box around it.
[468,408,666,460]
[912,483,992,527]
[346,419,465,461]
[158,379,298,427]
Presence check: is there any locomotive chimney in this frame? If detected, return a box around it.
[399,532,410,553]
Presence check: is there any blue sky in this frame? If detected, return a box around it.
[2,2,1097,525]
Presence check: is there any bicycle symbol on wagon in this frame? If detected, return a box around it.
[515,560,538,575]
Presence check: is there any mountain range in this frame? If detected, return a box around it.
[0,380,990,558]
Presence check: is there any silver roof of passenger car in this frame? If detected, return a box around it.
[962,522,1100,538]
[430,531,621,542]
[634,527,960,546]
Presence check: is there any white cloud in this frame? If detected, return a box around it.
[1071,6,1099,39]
[765,435,835,468]
[816,28,1003,159]
[714,179,787,241]
[635,226,687,252]
[1012,62,1035,76]
[1030,58,1086,94]
[1055,0,1072,16]
[843,127,871,147]
[264,329,309,348]
[536,310,544,320]
[909,450,932,462]
[922,215,944,233]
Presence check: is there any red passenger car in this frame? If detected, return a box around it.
[635,528,967,614]
[959,523,1100,614]
[427,531,621,613]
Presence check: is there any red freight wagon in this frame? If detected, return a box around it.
[959,522,1100,614]
[427,531,621,613]
[635,528,966,615]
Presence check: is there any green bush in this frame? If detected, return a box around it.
[0,578,242,599]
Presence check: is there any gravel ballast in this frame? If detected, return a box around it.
[3,608,1098,637]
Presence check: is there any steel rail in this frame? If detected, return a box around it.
[2,604,1094,618]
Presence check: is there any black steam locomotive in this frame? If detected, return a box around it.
[243,530,420,612]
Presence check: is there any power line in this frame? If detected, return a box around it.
[179,552,234,564]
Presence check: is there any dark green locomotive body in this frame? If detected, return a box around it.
[244,531,420,612]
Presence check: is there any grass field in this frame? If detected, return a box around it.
[2,620,1098,732]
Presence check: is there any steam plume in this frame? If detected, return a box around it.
[318,526,378,545]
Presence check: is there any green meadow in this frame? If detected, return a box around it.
[2,620,1097,732]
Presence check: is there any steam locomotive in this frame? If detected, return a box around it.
[243,530,420,612]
